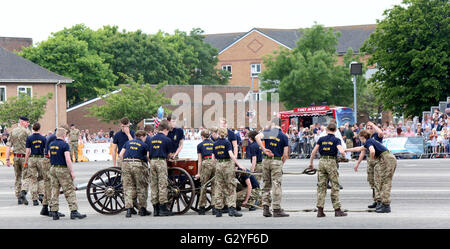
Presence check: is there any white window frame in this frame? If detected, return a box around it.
[251,64,261,77]
[0,86,6,103]
[222,65,232,78]
[17,86,32,98]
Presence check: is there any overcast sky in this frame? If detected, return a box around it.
[2,0,403,44]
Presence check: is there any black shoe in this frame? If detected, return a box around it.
[18,198,23,205]
[125,208,132,218]
[211,207,217,215]
[70,210,87,219]
[40,205,49,216]
[159,203,172,216]
[375,202,383,211]
[52,211,60,220]
[216,209,222,217]
[33,200,39,206]
[368,202,379,209]
[131,207,138,215]
[228,207,242,217]
[222,206,229,214]
[20,191,28,205]
[58,212,66,217]
[198,207,206,215]
[376,204,391,213]
[153,204,160,217]
[249,206,257,211]
[38,194,44,204]
[139,207,152,216]
[236,205,241,211]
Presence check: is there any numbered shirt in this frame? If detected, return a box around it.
[122,139,149,161]
[317,134,341,157]
[197,139,214,158]
[26,133,47,155]
[213,138,232,160]
[262,128,289,157]
[49,139,70,165]
[149,133,172,159]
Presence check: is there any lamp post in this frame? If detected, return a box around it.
[349,62,362,123]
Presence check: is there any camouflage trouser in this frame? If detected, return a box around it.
[317,159,341,210]
[262,158,283,209]
[70,142,78,162]
[29,156,49,202]
[214,160,237,209]
[375,152,397,205]
[150,159,168,205]
[254,163,263,203]
[142,162,150,203]
[41,158,52,205]
[199,159,216,208]
[236,184,259,207]
[122,161,149,209]
[367,157,381,202]
[49,166,78,212]
[13,157,29,198]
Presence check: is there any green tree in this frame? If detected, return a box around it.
[88,74,171,130]
[0,93,53,127]
[261,24,354,109]
[361,0,450,117]
[19,35,117,106]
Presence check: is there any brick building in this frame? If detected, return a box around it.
[67,85,283,131]
[0,37,32,52]
[203,24,377,92]
[0,45,72,133]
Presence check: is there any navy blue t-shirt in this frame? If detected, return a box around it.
[145,135,153,149]
[45,134,57,156]
[26,133,47,155]
[197,139,214,158]
[49,139,70,166]
[149,133,172,159]
[317,134,342,157]
[122,139,149,161]
[248,141,263,163]
[263,128,289,157]
[371,132,383,143]
[113,130,136,153]
[238,169,260,189]
[227,129,237,146]
[167,127,185,153]
[213,138,232,160]
[364,138,388,157]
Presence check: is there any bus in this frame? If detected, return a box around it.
[279,105,355,133]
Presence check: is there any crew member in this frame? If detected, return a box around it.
[247,130,263,205]
[213,128,245,217]
[219,118,238,157]
[119,130,151,218]
[195,129,216,215]
[149,120,173,216]
[48,128,86,220]
[346,129,397,213]
[5,116,31,205]
[24,122,47,207]
[166,114,184,159]
[354,121,384,209]
[235,168,259,211]
[255,118,290,218]
[309,122,348,217]
[68,124,80,163]
[112,117,135,168]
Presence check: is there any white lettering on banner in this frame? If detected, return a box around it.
[82,143,112,161]
[178,140,202,160]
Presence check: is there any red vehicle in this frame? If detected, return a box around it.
[279,105,355,133]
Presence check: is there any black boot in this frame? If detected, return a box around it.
[368,201,380,209]
[40,205,49,216]
[18,197,23,205]
[70,210,87,219]
[38,194,44,204]
[20,190,28,205]
[139,207,152,216]
[335,208,348,217]
[125,208,132,218]
[215,208,222,217]
[153,204,160,216]
[33,200,39,206]
[236,205,241,211]
[222,205,229,214]
[263,205,272,217]
[159,203,172,216]
[228,207,242,217]
[211,207,217,215]
[375,202,383,211]
[317,207,326,218]
[131,207,138,215]
[376,204,391,213]
[198,207,206,215]
[52,211,60,220]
